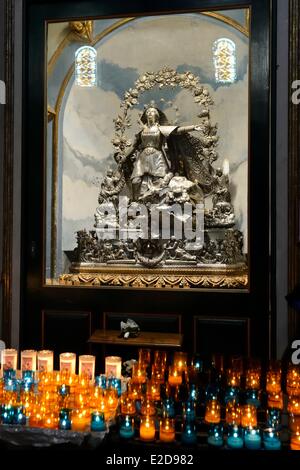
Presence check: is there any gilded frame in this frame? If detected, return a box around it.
[45,7,251,291]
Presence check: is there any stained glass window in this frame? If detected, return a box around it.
[75,46,97,87]
[213,38,237,84]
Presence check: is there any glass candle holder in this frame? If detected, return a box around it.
[71,408,90,432]
[191,355,203,372]
[241,405,257,428]
[2,349,18,371]
[59,408,72,430]
[37,350,54,373]
[205,399,221,424]
[286,365,300,397]
[119,414,135,439]
[267,392,284,410]
[205,383,220,402]
[244,427,262,450]
[2,404,15,424]
[21,350,37,372]
[128,383,143,401]
[57,384,70,398]
[266,409,281,429]
[95,375,107,389]
[105,356,122,379]
[207,423,224,448]
[168,366,182,387]
[44,412,58,430]
[288,396,300,416]
[263,428,281,450]
[266,371,281,394]
[22,370,34,384]
[245,389,261,408]
[289,414,300,432]
[188,384,200,402]
[107,377,122,397]
[79,355,95,380]
[154,350,167,369]
[91,411,106,432]
[59,353,76,375]
[245,371,261,391]
[226,402,241,426]
[159,418,175,443]
[226,369,241,388]
[290,431,300,450]
[131,362,147,384]
[147,380,161,401]
[173,352,188,372]
[151,365,165,383]
[121,393,136,416]
[140,416,156,441]
[141,397,156,416]
[181,420,197,445]
[182,400,196,422]
[138,349,151,368]
[227,425,244,449]
[162,398,175,418]
[224,386,240,405]
[106,388,119,412]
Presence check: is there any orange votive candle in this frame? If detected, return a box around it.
[168,366,182,386]
[291,431,300,450]
[140,416,156,441]
[241,404,257,428]
[205,399,221,424]
[159,418,175,443]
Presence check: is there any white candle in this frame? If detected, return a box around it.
[37,350,54,372]
[105,356,122,379]
[60,352,76,375]
[21,350,37,371]
[79,355,95,380]
[2,349,18,370]
[223,158,230,176]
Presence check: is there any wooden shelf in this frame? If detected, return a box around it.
[88,329,183,348]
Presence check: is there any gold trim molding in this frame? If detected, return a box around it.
[69,20,94,43]
[57,265,249,290]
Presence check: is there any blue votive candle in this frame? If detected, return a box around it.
[119,415,135,439]
[189,384,200,402]
[244,427,262,450]
[162,398,175,418]
[245,389,261,408]
[95,375,107,390]
[181,421,197,445]
[183,400,196,422]
[227,425,244,449]
[59,409,72,430]
[91,411,106,432]
[207,424,224,448]
[14,406,26,425]
[107,377,122,397]
[58,384,70,397]
[225,387,240,405]
[2,404,15,424]
[266,409,281,430]
[3,369,16,380]
[22,370,34,383]
[263,428,281,450]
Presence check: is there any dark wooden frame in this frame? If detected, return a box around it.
[41,309,92,348]
[193,315,251,356]
[288,0,300,340]
[0,0,271,361]
[1,0,15,345]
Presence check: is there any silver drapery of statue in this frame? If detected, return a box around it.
[72,68,245,269]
